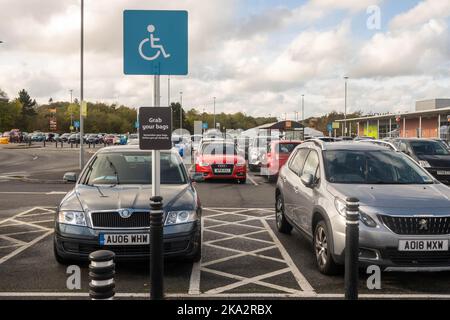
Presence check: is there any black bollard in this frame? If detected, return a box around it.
[345,197,360,300]
[43,139,46,147]
[71,142,73,148]
[55,141,58,148]
[89,250,115,300]
[150,195,164,300]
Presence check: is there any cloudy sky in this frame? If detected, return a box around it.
[0,0,449,119]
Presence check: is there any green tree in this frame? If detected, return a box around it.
[0,99,22,132]
[18,89,37,131]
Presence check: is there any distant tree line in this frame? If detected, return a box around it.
[0,89,279,134]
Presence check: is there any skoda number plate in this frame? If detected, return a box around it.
[99,233,149,246]
[398,239,448,251]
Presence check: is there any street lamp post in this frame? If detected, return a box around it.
[179,91,183,130]
[69,89,74,128]
[344,76,349,136]
[79,0,85,169]
[213,97,216,129]
[301,94,304,123]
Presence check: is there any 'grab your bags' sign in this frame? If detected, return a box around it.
[138,107,172,150]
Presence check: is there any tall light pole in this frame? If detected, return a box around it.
[179,91,183,130]
[344,76,349,136]
[301,94,304,123]
[213,97,216,129]
[79,0,85,169]
[69,89,74,128]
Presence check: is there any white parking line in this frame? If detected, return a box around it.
[0,191,66,195]
[0,230,53,265]
[0,207,55,265]
[188,218,203,295]
[261,218,315,293]
[247,174,258,186]
[1,292,450,299]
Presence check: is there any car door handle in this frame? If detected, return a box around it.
[280,175,287,182]
[293,186,300,193]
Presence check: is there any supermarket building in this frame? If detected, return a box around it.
[336,99,450,140]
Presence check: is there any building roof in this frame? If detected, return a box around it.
[337,106,450,122]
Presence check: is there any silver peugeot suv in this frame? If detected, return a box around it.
[275,140,450,275]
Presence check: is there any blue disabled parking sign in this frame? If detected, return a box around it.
[123,10,188,75]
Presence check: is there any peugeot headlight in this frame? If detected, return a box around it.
[58,211,87,226]
[418,160,431,168]
[334,198,347,217]
[165,210,197,225]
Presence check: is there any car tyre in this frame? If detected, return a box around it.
[275,194,292,234]
[313,221,340,275]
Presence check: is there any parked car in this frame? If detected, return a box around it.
[393,138,450,185]
[68,133,80,144]
[195,141,246,183]
[275,140,450,274]
[58,133,72,142]
[172,135,191,157]
[103,134,116,145]
[30,132,46,142]
[46,133,59,142]
[127,133,139,145]
[54,146,202,263]
[261,140,303,181]
[248,136,279,172]
[87,134,100,144]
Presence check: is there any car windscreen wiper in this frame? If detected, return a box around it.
[106,156,120,186]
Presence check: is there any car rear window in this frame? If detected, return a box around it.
[276,143,300,153]
[410,140,449,155]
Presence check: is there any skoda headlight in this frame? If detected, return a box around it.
[165,210,197,225]
[199,162,210,167]
[58,210,87,226]
[418,160,431,168]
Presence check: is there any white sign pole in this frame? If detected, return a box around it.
[152,74,161,197]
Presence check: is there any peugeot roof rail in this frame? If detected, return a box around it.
[305,138,326,150]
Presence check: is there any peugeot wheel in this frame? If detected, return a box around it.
[313,221,339,275]
[275,194,292,234]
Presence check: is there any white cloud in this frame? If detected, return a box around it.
[352,19,450,77]
[0,0,448,122]
[390,0,450,30]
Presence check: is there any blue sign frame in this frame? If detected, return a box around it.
[123,10,188,75]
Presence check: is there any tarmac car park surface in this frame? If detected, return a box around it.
[1,144,450,299]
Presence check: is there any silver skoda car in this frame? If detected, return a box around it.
[275,140,450,274]
[54,146,201,263]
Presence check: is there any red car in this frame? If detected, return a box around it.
[195,141,246,183]
[261,140,302,180]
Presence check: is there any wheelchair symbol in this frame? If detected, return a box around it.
[138,24,171,61]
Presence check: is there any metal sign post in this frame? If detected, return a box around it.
[151,75,163,300]
[124,9,188,301]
